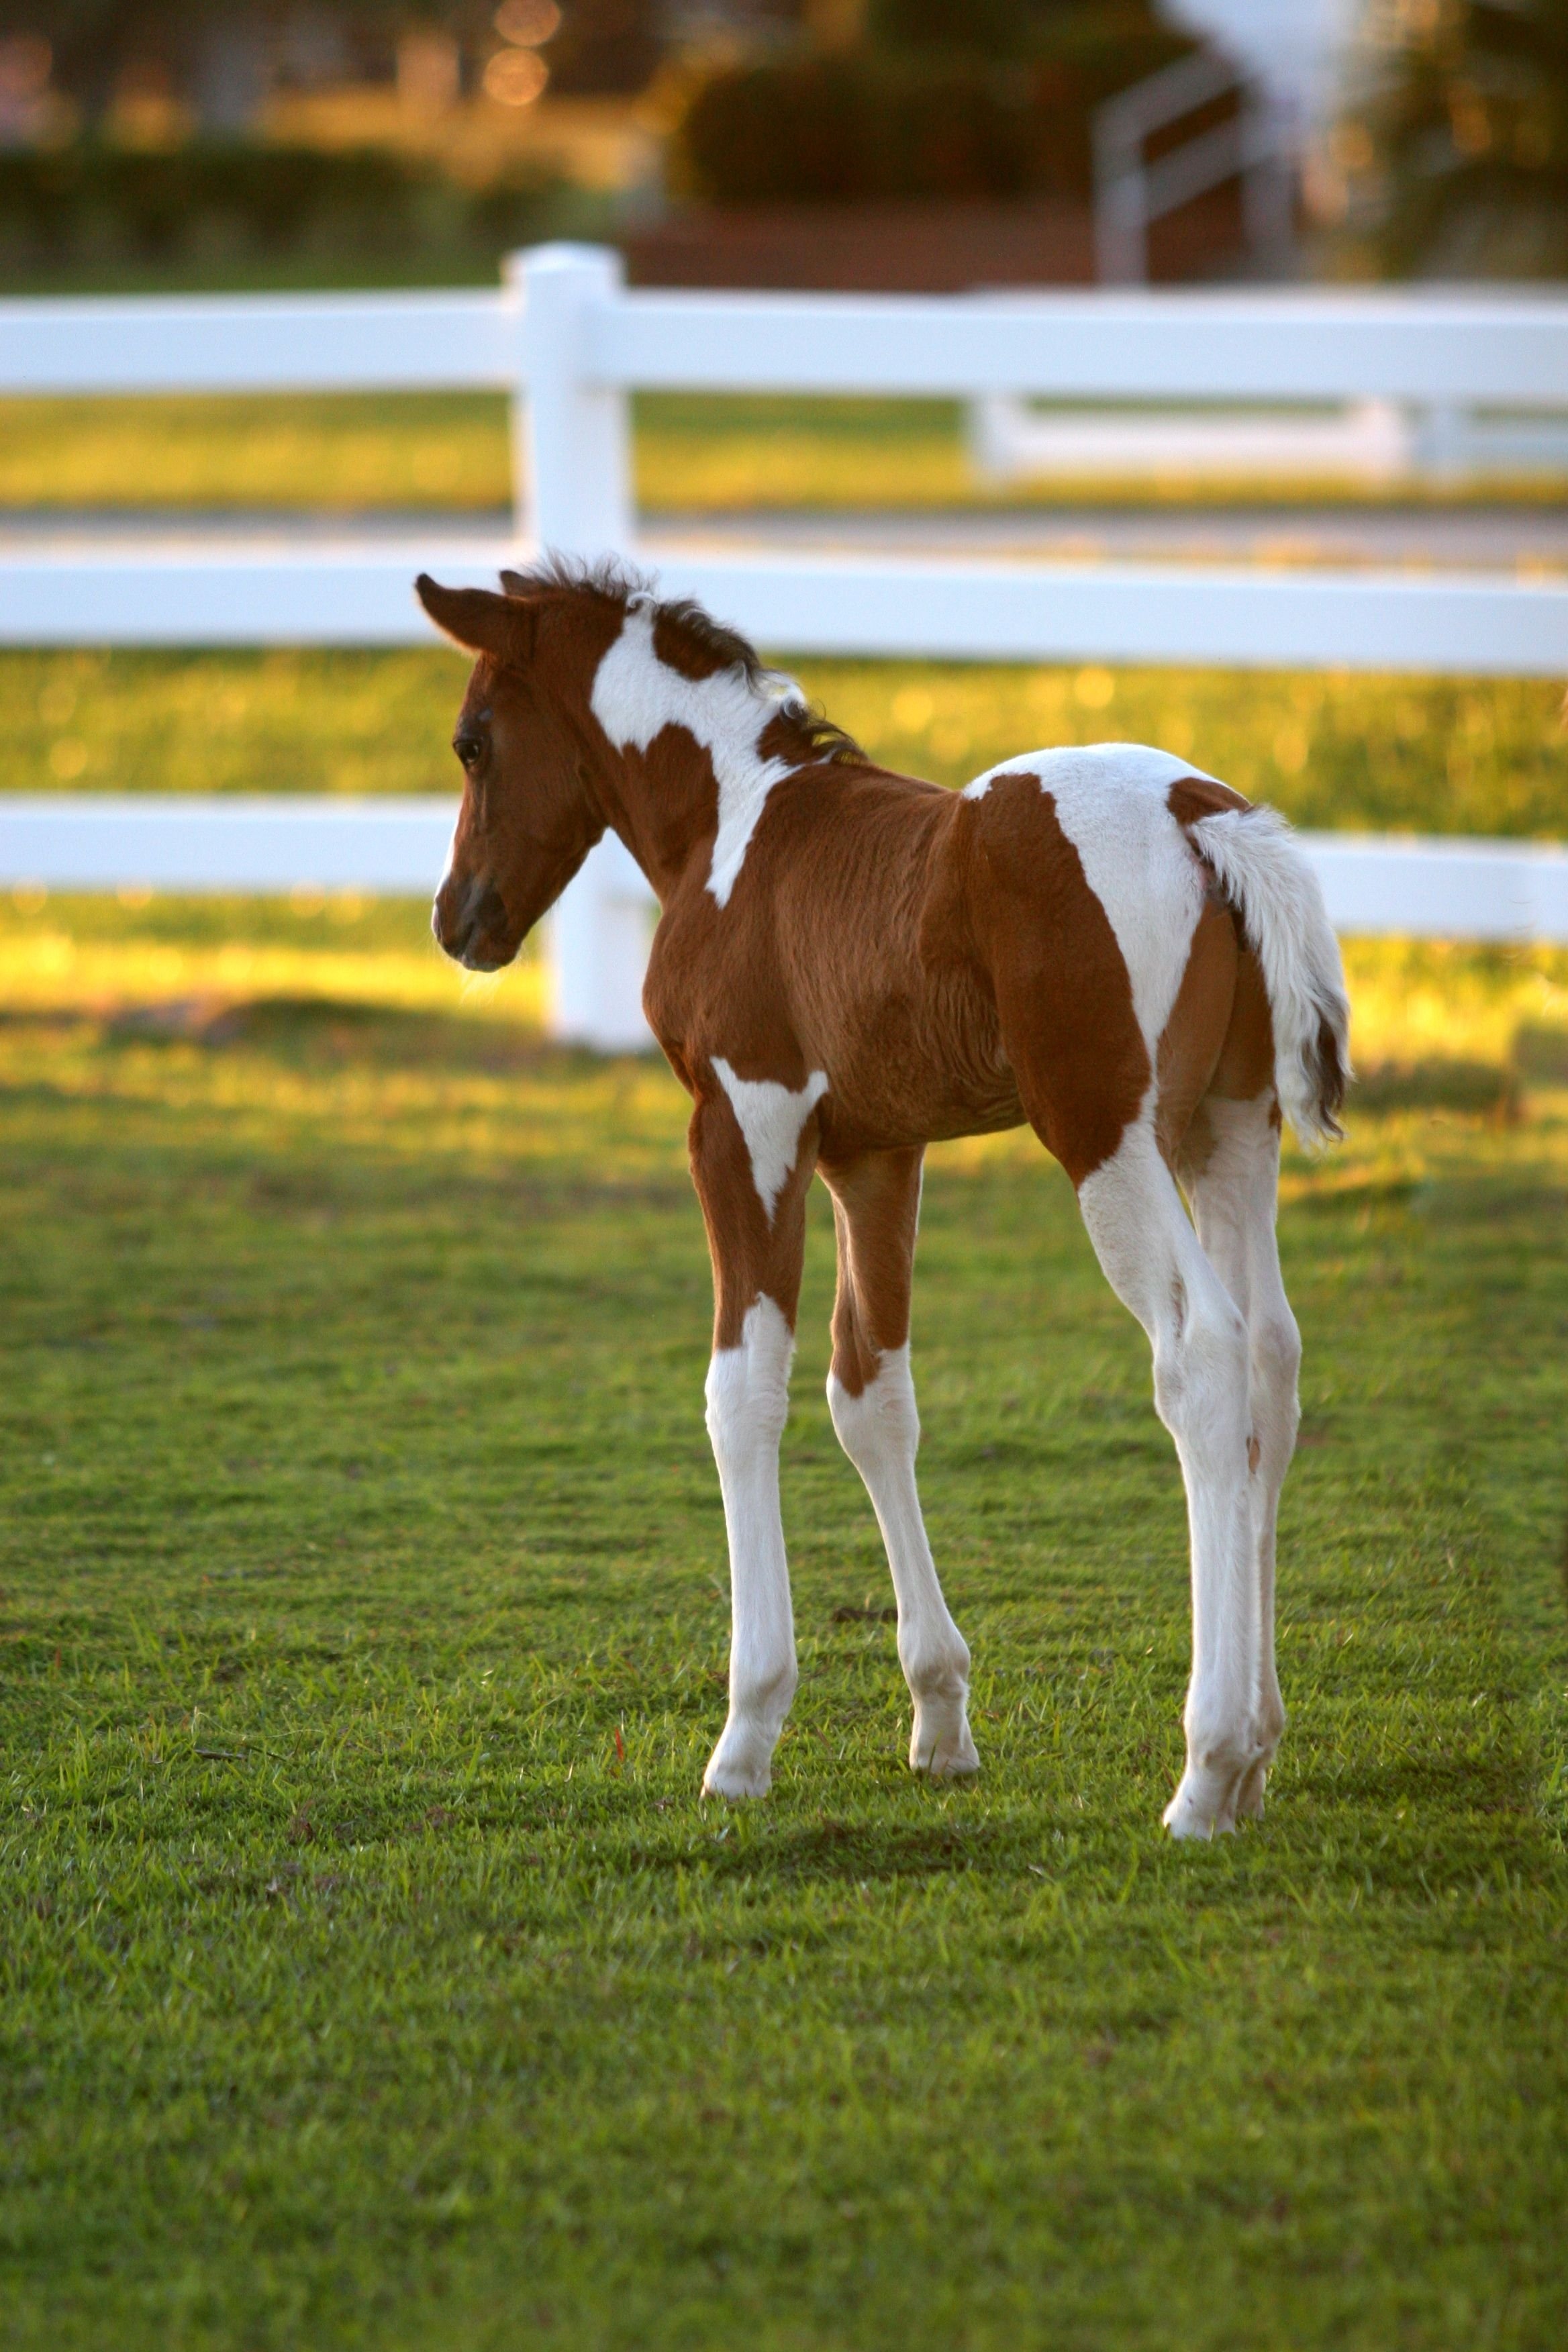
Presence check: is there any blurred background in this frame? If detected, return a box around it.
[0,0,1563,290]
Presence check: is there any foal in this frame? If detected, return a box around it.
[417,558,1349,1839]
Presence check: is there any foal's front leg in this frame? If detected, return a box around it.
[689,1086,816,1800]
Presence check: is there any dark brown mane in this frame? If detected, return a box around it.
[498,552,863,770]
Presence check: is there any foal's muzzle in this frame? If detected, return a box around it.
[433,873,511,970]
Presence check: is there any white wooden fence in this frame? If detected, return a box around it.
[4,248,1567,670]
[2,247,1565,1048]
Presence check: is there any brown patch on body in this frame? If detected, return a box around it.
[820,1147,924,1395]
[965,777,1149,1186]
[1155,895,1238,1168]
[1208,948,1277,1104]
[689,1082,821,1353]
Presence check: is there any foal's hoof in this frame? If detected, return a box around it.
[701,1767,769,1801]
[701,1726,774,1800]
[910,1706,980,1780]
[1232,1758,1270,1822]
[1162,1769,1236,1841]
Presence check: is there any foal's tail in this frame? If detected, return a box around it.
[1187,804,1351,1146]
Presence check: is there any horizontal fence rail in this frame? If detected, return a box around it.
[7,279,1566,403]
[587,287,1568,406]
[0,290,520,394]
[4,791,1565,959]
[3,544,1562,673]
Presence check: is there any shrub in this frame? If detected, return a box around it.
[0,139,573,273]
[672,13,1194,208]
[1344,0,1568,276]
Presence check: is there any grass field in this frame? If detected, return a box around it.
[4,389,1564,515]
[0,991,1565,2351]
[2,388,1566,2336]
[4,646,1563,837]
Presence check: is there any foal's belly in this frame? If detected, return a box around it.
[814,981,1025,1156]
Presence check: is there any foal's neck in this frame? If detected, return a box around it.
[586,600,819,908]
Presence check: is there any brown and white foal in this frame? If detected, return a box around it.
[417,559,1349,1839]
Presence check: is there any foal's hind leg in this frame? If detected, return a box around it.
[1180,1091,1300,1822]
[1076,1120,1266,1838]
[821,1148,978,1778]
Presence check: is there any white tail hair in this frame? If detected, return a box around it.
[1188,805,1351,1147]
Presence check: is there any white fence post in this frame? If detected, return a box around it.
[511,242,634,557]
[550,836,657,1051]
[507,244,651,1048]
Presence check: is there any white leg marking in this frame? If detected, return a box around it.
[1078,1120,1263,1840]
[828,1345,978,1778]
[1187,1095,1300,1824]
[712,1060,828,1224]
[702,1295,798,1800]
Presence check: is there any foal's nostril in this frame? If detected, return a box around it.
[435,874,509,966]
[467,880,506,939]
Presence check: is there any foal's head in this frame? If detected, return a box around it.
[416,565,620,970]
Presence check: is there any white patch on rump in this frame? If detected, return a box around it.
[590,601,812,908]
[713,1059,828,1222]
[964,742,1213,1057]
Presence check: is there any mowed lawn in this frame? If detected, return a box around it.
[1,983,1565,2351]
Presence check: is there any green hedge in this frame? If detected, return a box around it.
[0,141,571,271]
[674,28,1195,207]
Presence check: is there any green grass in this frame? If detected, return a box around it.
[3,646,1563,839]
[0,999,1565,2351]
[0,393,516,515]
[3,389,1562,514]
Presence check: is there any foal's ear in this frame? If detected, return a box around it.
[414,575,535,664]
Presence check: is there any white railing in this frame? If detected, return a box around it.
[3,248,1566,669]
[3,247,1567,1047]
[1093,46,1290,287]
[5,799,1564,967]
[966,394,1568,487]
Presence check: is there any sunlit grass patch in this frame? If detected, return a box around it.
[0,646,469,799]
[1344,938,1568,1081]
[3,387,1563,516]
[3,649,1561,842]
[0,392,515,513]
[788,656,1567,830]
[0,887,545,1028]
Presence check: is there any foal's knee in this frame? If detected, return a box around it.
[827,1344,919,1473]
[705,1297,793,1463]
[1253,1306,1301,1393]
[1153,1283,1250,1455]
